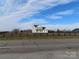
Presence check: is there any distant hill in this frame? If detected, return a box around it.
[72,28,79,32]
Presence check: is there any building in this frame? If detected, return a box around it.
[32,25,48,33]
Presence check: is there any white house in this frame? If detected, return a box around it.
[32,25,48,33]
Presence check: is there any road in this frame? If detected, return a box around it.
[0,39,79,59]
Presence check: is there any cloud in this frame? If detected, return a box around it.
[48,10,75,20]
[18,19,48,30]
[57,0,76,4]
[48,15,63,19]
[45,23,79,30]
[57,10,74,16]
[0,0,76,31]
[0,0,75,16]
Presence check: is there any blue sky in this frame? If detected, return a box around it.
[0,0,79,31]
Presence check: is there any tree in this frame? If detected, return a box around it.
[12,29,20,34]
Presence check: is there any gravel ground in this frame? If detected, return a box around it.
[0,49,79,59]
[0,39,79,59]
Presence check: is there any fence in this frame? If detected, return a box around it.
[0,32,79,40]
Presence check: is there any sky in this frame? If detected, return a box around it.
[0,0,79,31]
